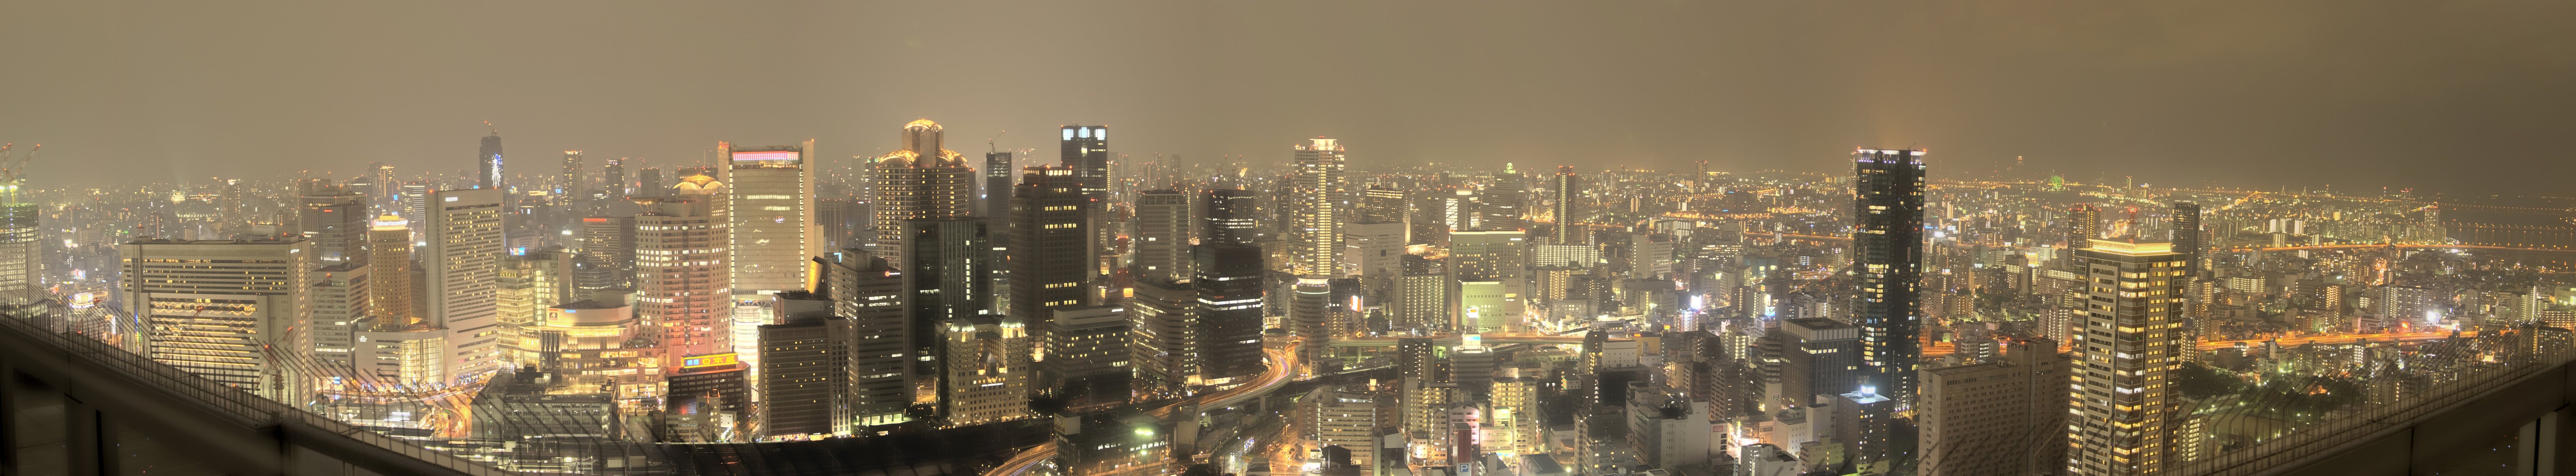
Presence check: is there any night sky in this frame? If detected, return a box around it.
[4,1,2570,195]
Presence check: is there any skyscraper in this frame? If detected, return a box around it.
[1196,188,1265,386]
[984,150,1015,220]
[1011,166,1093,349]
[1483,163,1527,230]
[901,217,989,406]
[478,130,504,190]
[121,237,312,401]
[2071,204,2102,249]
[2170,202,2201,276]
[717,140,819,301]
[1132,189,1192,284]
[636,174,733,361]
[297,183,369,265]
[0,173,41,305]
[1290,137,1348,276]
[558,150,584,199]
[600,157,626,201]
[819,250,911,427]
[366,216,415,326]
[1852,148,1926,409]
[1060,125,1109,204]
[871,120,974,266]
[1550,165,1582,245]
[424,188,506,384]
[2067,240,2188,476]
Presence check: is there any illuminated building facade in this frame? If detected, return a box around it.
[718,139,818,341]
[2067,240,2189,476]
[424,188,506,384]
[870,120,974,266]
[635,175,732,360]
[120,238,312,401]
[1852,148,1926,408]
[1289,137,1347,276]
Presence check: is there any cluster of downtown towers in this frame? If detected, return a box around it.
[100,118,2201,473]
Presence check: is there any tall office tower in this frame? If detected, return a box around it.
[1132,189,1193,283]
[424,188,506,384]
[1920,338,2070,476]
[871,120,974,266]
[1203,189,1259,245]
[1195,188,1266,385]
[600,157,626,201]
[819,250,911,428]
[0,174,39,305]
[1060,125,1110,204]
[478,130,504,190]
[1483,163,1528,230]
[1128,273,1198,395]
[307,262,368,372]
[1360,185,1410,243]
[984,151,1015,220]
[756,292,844,438]
[1288,137,1348,276]
[636,167,664,199]
[2169,202,2201,276]
[1550,165,1582,245]
[896,217,989,344]
[717,140,819,301]
[218,179,246,235]
[1448,230,1527,332]
[575,216,633,292]
[298,183,370,264]
[1010,166,1093,347]
[1342,221,1404,279]
[1853,148,1926,409]
[1778,317,1860,405]
[558,150,584,199]
[2067,240,2188,476]
[940,312,1030,424]
[2070,204,2102,249]
[367,216,415,325]
[637,175,732,359]
[121,237,312,401]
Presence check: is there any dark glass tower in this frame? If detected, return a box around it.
[1550,165,1580,244]
[478,131,504,190]
[1852,148,1926,408]
[1196,188,1265,384]
[1009,166,1092,346]
[2171,201,2202,276]
[983,151,1014,220]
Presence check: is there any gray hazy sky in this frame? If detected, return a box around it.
[4,1,2571,195]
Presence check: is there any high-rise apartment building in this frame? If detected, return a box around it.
[1289,137,1348,276]
[871,120,974,266]
[424,188,506,384]
[1853,148,1926,408]
[121,238,312,401]
[2067,240,2189,476]
[636,175,732,360]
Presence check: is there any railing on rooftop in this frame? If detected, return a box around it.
[2167,340,2571,476]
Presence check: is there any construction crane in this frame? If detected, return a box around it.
[0,143,40,182]
[989,130,1007,153]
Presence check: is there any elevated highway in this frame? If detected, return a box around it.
[988,344,1298,476]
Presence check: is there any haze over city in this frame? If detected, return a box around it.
[4,1,2573,194]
